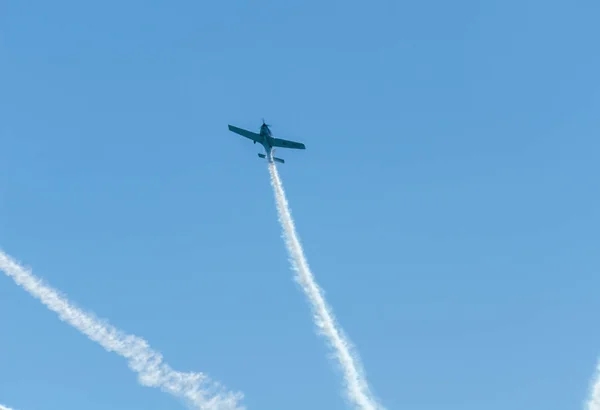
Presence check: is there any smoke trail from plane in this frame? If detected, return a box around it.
[267,163,382,410]
[0,250,244,410]
[586,361,600,410]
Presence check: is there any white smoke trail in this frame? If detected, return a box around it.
[0,250,244,410]
[267,164,383,410]
[1,405,15,410]
[587,361,600,410]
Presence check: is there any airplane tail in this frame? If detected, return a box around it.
[258,153,285,164]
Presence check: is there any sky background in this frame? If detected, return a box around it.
[1,1,599,409]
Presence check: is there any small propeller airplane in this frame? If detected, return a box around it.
[228,119,306,164]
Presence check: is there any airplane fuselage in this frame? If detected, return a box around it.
[258,125,275,161]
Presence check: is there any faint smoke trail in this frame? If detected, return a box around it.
[1,405,15,410]
[587,361,600,410]
[267,163,382,410]
[0,250,244,410]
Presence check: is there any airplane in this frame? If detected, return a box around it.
[228,119,306,164]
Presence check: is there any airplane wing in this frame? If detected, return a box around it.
[228,125,262,143]
[270,137,306,150]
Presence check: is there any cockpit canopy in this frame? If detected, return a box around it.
[260,122,272,136]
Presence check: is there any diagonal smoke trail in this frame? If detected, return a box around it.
[0,250,244,410]
[587,361,600,410]
[267,163,383,410]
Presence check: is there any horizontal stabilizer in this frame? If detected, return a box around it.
[258,153,285,164]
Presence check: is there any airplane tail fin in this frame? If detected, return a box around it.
[258,153,285,164]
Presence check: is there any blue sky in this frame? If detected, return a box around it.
[1,0,599,409]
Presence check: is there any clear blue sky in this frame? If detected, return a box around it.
[1,1,599,409]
